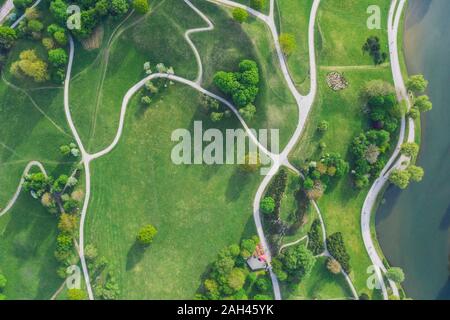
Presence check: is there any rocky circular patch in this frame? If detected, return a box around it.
[326,72,348,91]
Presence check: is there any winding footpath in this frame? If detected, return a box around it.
[209,0,321,300]
[0,161,47,217]
[361,0,413,300]
[0,0,13,23]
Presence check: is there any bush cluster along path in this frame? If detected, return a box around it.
[0,0,411,300]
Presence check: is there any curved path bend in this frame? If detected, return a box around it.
[0,161,47,217]
[184,0,214,84]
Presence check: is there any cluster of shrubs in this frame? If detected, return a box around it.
[349,80,404,188]
[141,62,174,106]
[199,94,232,123]
[307,219,324,255]
[213,60,260,121]
[326,232,351,274]
[197,236,272,300]
[362,36,388,65]
[300,153,349,201]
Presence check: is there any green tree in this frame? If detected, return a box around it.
[278,245,316,281]
[204,279,220,299]
[68,288,87,300]
[407,165,424,182]
[59,145,70,156]
[133,0,149,14]
[27,19,44,33]
[232,8,248,23]
[0,26,17,50]
[84,244,98,261]
[49,0,69,24]
[406,74,428,94]
[58,213,78,234]
[48,48,68,67]
[53,31,68,46]
[10,49,49,83]
[386,267,405,283]
[250,0,265,10]
[389,169,410,189]
[141,96,152,106]
[239,103,256,121]
[136,224,158,245]
[110,0,129,17]
[279,33,296,56]
[255,277,269,292]
[414,95,433,112]
[210,112,224,122]
[400,142,419,158]
[260,197,275,214]
[407,106,420,119]
[362,80,395,99]
[227,268,246,292]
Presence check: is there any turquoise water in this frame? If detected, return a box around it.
[376,0,450,300]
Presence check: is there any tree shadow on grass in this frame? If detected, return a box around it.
[126,242,146,271]
[225,168,253,202]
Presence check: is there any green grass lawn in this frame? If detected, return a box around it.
[85,85,264,299]
[275,0,313,95]
[289,0,396,299]
[289,256,353,300]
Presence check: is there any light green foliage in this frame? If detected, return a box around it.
[232,8,248,23]
[400,142,419,158]
[389,169,411,189]
[406,74,428,94]
[133,0,149,14]
[386,267,405,283]
[250,0,265,11]
[68,288,87,300]
[414,95,432,112]
[260,196,275,214]
[48,48,68,68]
[136,224,158,245]
[407,165,424,182]
[0,26,17,50]
[279,33,296,56]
